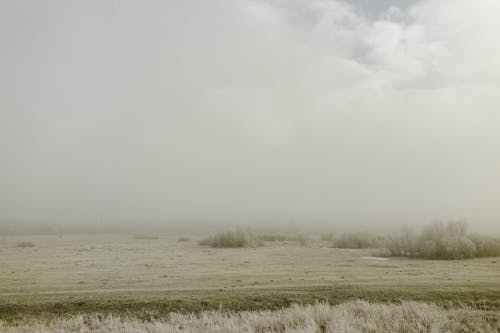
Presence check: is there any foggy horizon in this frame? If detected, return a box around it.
[2,0,500,233]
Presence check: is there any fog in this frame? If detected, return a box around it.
[1,0,500,232]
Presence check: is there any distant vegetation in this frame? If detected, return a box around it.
[386,221,500,259]
[257,233,288,242]
[177,236,190,242]
[198,229,262,248]
[320,232,336,242]
[332,221,500,260]
[15,241,35,248]
[333,232,383,249]
[198,229,312,248]
[133,234,159,240]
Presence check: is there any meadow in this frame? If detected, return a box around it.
[1,231,500,331]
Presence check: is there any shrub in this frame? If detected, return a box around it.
[177,236,190,242]
[469,234,500,257]
[134,234,159,240]
[257,232,309,246]
[258,233,288,242]
[290,233,309,246]
[16,241,35,248]
[333,232,382,249]
[320,232,336,242]
[384,221,500,260]
[198,229,261,248]
[415,221,477,259]
[385,227,419,257]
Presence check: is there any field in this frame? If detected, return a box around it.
[1,232,500,330]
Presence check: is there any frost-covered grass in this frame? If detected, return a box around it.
[1,233,500,308]
[2,301,499,333]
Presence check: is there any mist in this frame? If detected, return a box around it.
[1,0,500,233]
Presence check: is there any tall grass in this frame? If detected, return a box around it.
[2,301,498,332]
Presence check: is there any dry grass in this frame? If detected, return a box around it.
[15,241,35,248]
[1,301,498,332]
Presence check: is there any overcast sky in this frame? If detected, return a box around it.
[1,0,500,231]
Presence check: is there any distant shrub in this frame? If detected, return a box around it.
[258,233,288,242]
[199,229,261,248]
[177,236,190,242]
[290,233,309,246]
[370,247,392,257]
[320,232,336,242]
[134,234,159,240]
[385,221,500,260]
[385,227,419,257]
[333,232,382,249]
[257,232,309,246]
[469,234,500,257]
[16,241,35,248]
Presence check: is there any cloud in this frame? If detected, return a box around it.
[0,0,499,228]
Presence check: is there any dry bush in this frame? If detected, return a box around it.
[198,229,262,248]
[1,301,499,333]
[384,221,500,259]
[257,233,288,242]
[15,241,35,248]
[257,232,309,246]
[294,234,308,246]
[320,232,336,242]
[333,232,383,249]
[469,234,500,257]
[177,236,190,242]
[133,234,159,240]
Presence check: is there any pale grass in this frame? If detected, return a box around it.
[1,301,498,333]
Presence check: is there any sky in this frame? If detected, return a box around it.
[1,0,500,231]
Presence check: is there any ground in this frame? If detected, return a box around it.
[1,233,500,321]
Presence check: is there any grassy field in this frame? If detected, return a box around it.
[1,233,500,322]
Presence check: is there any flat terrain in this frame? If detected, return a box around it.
[1,233,500,320]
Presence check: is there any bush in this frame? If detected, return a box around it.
[198,229,261,248]
[257,232,309,246]
[16,241,35,248]
[320,232,336,242]
[333,232,383,249]
[290,233,309,246]
[469,234,500,257]
[384,221,500,260]
[385,227,418,257]
[258,233,288,242]
[177,236,190,242]
[134,234,159,240]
